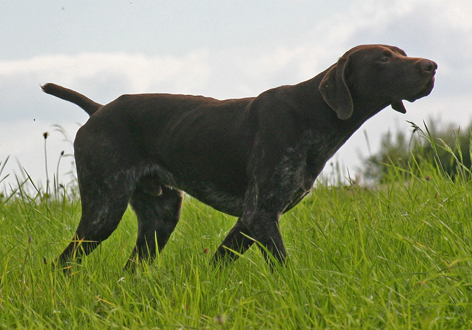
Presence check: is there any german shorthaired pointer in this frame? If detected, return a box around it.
[42,44,436,269]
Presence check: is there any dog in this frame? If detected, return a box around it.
[42,44,436,269]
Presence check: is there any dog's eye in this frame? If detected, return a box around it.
[381,56,390,63]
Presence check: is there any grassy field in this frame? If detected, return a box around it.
[2,156,472,329]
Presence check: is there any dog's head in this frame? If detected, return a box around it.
[319,44,437,120]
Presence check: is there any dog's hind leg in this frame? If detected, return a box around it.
[124,185,183,270]
[54,174,132,269]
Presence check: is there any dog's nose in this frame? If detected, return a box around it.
[419,59,437,74]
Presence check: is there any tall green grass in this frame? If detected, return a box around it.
[2,128,472,328]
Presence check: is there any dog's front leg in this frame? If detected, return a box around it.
[213,128,308,267]
[213,184,286,267]
[213,214,286,267]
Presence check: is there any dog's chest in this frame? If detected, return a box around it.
[290,131,340,184]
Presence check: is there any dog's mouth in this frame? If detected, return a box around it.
[391,75,435,114]
[408,76,435,101]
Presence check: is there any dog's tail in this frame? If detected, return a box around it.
[41,83,102,116]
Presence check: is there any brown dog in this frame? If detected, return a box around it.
[42,44,436,269]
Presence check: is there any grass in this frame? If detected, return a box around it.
[2,147,472,328]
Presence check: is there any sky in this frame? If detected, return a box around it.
[1,0,472,191]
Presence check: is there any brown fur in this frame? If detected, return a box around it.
[42,44,436,269]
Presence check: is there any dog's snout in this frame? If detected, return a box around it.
[419,59,437,74]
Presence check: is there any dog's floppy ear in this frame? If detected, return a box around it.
[319,56,353,120]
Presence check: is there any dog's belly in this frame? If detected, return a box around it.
[145,165,245,217]
[179,182,245,217]
[177,181,311,218]
[172,175,314,218]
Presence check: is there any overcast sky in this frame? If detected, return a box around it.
[1,0,472,190]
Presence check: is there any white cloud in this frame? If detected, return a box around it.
[0,50,212,97]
